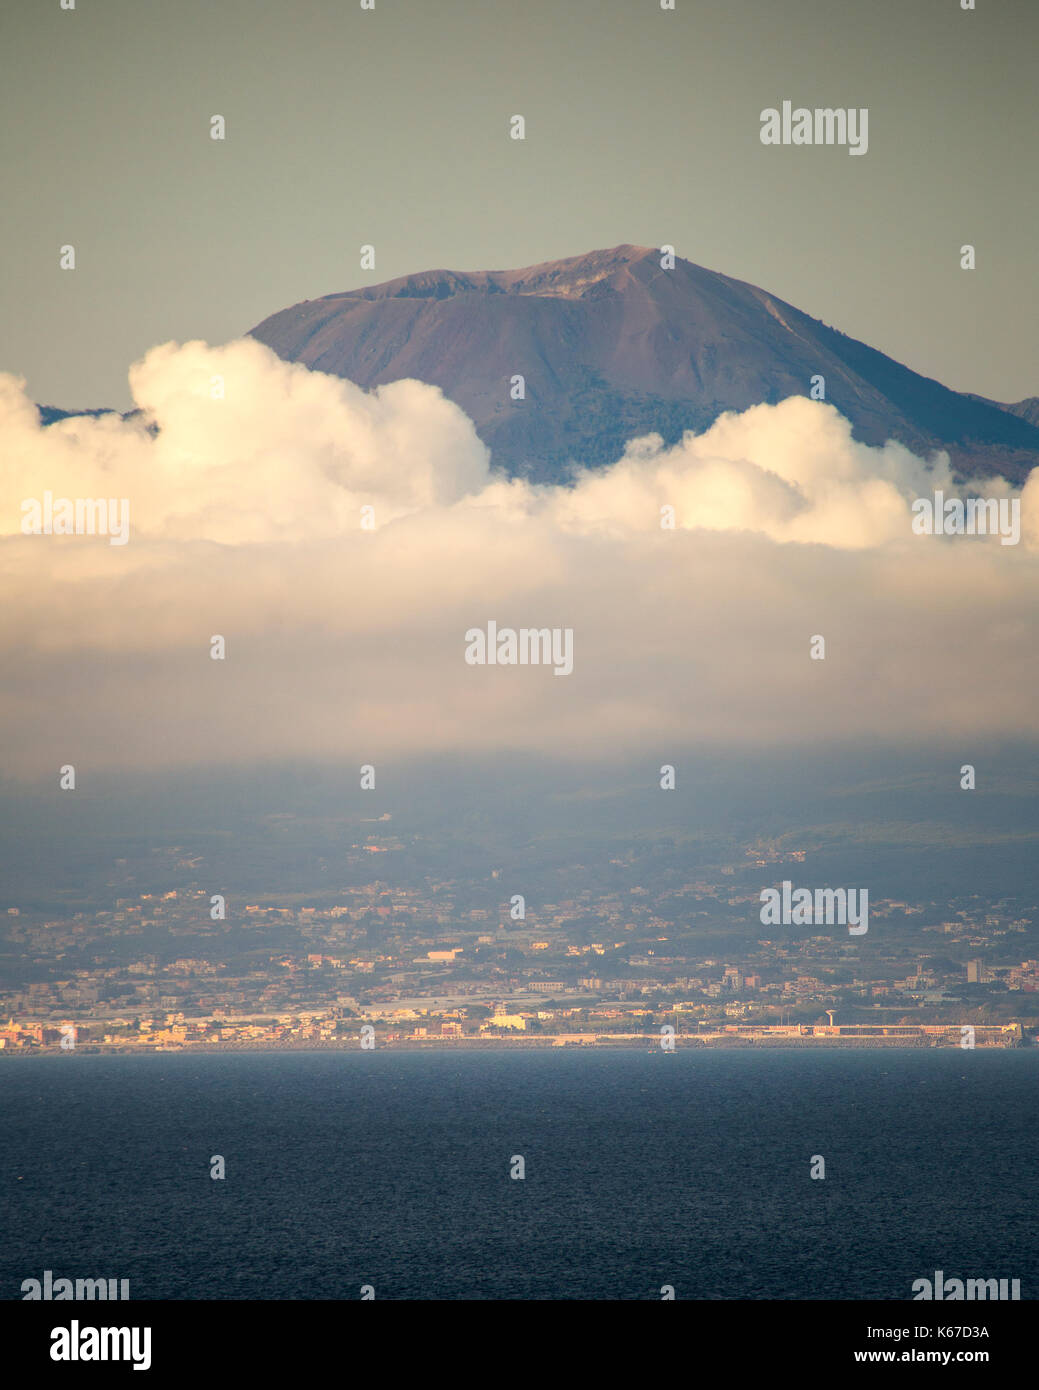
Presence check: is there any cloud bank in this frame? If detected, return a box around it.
[2,338,1038,778]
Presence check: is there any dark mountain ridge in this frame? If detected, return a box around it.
[248,245,1039,483]
[38,246,1039,485]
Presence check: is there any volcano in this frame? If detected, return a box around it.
[243,243,1036,484]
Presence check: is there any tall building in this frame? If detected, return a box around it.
[967,958,984,984]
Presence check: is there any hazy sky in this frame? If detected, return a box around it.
[1,0,1036,410]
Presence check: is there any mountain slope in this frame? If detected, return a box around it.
[249,244,1039,484]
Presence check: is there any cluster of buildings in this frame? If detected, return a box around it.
[3,840,1038,1052]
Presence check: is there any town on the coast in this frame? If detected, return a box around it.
[3,836,1035,1054]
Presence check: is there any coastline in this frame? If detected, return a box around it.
[1,1036,1028,1057]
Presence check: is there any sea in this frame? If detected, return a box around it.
[2,1048,1036,1300]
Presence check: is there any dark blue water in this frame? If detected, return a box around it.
[2,1049,1036,1299]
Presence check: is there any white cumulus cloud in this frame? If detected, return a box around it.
[2,338,1038,777]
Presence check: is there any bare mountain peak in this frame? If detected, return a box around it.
[330,244,662,304]
[499,243,659,298]
[250,247,1039,485]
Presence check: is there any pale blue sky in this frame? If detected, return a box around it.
[1,0,1036,408]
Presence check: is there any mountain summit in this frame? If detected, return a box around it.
[250,245,1039,483]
